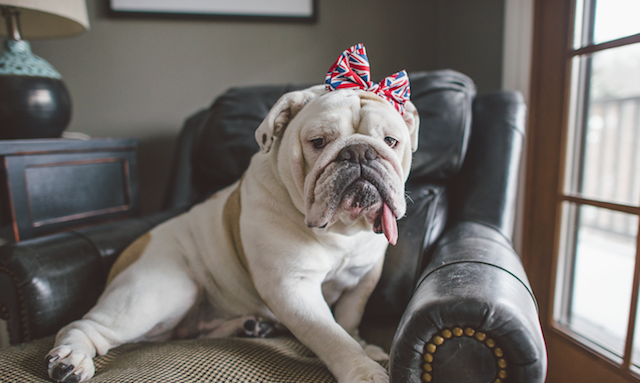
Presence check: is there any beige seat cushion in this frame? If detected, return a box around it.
[0,335,390,382]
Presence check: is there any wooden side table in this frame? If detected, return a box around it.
[0,138,140,244]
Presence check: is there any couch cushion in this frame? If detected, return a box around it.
[0,335,389,382]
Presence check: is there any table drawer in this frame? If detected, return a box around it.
[0,139,140,243]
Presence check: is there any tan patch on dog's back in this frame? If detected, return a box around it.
[106,233,152,286]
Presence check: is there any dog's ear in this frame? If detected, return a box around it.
[255,85,325,153]
[403,100,420,152]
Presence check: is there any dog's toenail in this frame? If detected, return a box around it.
[45,355,59,369]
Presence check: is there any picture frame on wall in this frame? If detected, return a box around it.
[109,0,316,22]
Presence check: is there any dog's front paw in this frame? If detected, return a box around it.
[340,358,389,383]
[45,346,95,383]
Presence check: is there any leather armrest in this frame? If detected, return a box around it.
[389,221,547,383]
[449,91,525,239]
[0,209,183,345]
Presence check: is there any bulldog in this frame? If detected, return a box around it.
[46,44,419,383]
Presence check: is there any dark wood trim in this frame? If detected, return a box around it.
[28,214,135,240]
[553,323,622,365]
[523,0,574,323]
[30,205,131,228]
[561,194,640,215]
[623,230,640,370]
[0,139,138,156]
[573,33,640,57]
[0,147,136,157]
[525,0,640,381]
[551,323,640,381]
[20,157,129,169]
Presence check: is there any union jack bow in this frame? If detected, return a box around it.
[325,43,411,115]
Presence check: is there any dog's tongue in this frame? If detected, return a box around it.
[381,203,398,246]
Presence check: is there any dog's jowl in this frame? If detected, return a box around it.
[46,43,420,383]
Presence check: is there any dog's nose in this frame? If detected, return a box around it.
[337,143,377,164]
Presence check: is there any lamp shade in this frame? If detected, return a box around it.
[0,0,89,39]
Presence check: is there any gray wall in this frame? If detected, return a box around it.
[27,0,504,215]
[426,0,505,93]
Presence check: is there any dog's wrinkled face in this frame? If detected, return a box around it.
[255,86,420,244]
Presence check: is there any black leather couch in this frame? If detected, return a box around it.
[0,70,547,383]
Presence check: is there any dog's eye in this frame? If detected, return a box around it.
[310,138,326,149]
[384,136,398,148]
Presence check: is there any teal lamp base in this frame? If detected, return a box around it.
[0,39,71,139]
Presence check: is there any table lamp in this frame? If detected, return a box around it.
[0,0,89,139]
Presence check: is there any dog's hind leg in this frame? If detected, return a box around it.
[238,317,282,338]
[194,316,280,339]
[45,237,199,383]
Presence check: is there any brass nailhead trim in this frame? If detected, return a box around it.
[421,328,508,382]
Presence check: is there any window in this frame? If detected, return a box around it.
[524,0,640,381]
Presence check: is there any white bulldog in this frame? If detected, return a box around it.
[46,84,419,383]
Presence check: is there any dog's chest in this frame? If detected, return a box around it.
[321,265,367,305]
[319,239,383,306]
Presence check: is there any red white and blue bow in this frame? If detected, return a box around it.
[325,43,411,115]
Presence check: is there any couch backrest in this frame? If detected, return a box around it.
[405,70,476,181]
[163,70,476,209]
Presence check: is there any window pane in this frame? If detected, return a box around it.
[573,0,586,50]
[559,204,638,359]
[594,0,640,44]
[568,43,640,206]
